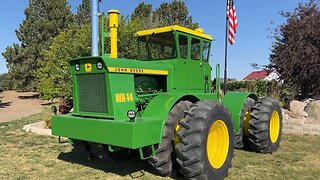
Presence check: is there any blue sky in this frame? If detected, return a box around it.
[0,0,308,79]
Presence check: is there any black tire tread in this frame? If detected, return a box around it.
[175,101,235,180]
[148,100,191,176]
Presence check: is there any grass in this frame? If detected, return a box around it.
[0,110,320,180]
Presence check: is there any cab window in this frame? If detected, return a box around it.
[191,38,201,60]
[203,41,211,62]
[179,35,188,59]
[138,32,177,60]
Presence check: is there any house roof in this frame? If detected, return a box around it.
[243,70,273,80]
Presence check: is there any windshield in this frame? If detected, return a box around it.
[138,32,177,60]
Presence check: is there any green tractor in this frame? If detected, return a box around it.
[52,3,282,179]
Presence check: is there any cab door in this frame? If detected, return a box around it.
[188,37,204,90]
[174,34,189,90]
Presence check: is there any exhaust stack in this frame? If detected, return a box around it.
[91,0,99,56]
[108,10,119,58]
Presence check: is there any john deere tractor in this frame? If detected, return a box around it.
[52,2,282,179]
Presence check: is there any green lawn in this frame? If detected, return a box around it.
[1,110,320,180]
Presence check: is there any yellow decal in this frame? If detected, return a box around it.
[115,93,134,103]
[108,67,168,75]
[85,63,92,72]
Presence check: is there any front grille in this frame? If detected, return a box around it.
[76,74,108,114]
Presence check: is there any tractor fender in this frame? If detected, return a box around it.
[142,93,200,143]
[221,92,258,133]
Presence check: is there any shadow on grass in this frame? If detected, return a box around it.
[57,150,161,179]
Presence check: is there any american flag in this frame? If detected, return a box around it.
[227,0,238,45]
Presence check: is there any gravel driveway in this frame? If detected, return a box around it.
[0,91,43,122]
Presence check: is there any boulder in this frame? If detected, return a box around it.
[305,100,320,121]
[289,100,308,118]
[282,108,290,120]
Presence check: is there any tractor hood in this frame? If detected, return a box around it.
[68,56,174,120]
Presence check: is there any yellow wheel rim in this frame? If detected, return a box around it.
[207,120,229,169]
[269,111,280,143]
[174,123,182,146]
[243,111,251,137]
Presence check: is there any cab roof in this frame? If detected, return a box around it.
[136,25,212,41]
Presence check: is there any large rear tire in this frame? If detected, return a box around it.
[148,100,191,176]
[249,97,283,153]
[175,101,234,179]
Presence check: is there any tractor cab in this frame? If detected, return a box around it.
[136,25,212,62]
[136,25,213,92]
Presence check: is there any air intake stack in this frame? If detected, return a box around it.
[108,10,119,58]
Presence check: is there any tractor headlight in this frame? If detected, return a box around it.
[96,61,103,70]
[127,110,136,121]
[75,62,80,71]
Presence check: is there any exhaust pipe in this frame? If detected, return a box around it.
[108,10,119,58]
[91,0,99,56]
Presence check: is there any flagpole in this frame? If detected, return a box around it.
[223,0,229,95]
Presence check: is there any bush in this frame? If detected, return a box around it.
[224,80,280,98]
[223,80,294,104]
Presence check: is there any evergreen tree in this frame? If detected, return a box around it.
[74,0,91,26]
[2,0,73,91]
[131,2,152,20]
[154,0,198,29]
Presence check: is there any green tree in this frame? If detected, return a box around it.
[154,0,198,29]
[37,1,198,99]
[74,0,91,26]
[2,44,26,90]
[131,2,152,20]
[2,0,73,91]
[37,25,91,100]
[131,1,198,29]
[0,73,13,91]
[269,0,320,98]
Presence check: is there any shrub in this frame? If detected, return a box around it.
[222,80,294,105]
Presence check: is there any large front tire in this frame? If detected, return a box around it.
[175,101,234,179]
[148,100,191,176]
[249,97,283,153]
[70,139,91,159]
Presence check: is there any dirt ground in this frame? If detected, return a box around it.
[0,91,44,122]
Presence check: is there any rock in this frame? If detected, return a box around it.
[303,98,314,104]
[282,108,290,120]
[305,100,320,121]
[286,117,304,126]
[290,100,308,118]
[283,108,290,114]
[300,111,309,118]
[23,121,52,136]
[283,113,290,120]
